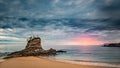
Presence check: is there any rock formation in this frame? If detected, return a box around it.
[26,37,43,49]
[5,36,66,58]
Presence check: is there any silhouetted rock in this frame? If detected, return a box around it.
[57,50,66,53]
[5,36,66,58]
[103,43,120,47]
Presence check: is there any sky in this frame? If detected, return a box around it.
[0,0,120,46]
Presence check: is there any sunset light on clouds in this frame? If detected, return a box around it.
[66,35,107,46]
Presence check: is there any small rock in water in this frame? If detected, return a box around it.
[57,50,67,53]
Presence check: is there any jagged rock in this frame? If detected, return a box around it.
[26,37,43,49]
[5,36,63,58]
[47,48,56,54]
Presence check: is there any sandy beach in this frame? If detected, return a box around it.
[0,56,113,68]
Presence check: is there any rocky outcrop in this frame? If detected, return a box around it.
[103,43,120,47]
[26,37,43,49]
[5,36,66,58]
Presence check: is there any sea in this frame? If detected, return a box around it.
[0,43,120,68]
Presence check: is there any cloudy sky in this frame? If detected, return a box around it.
[0,0,120,46]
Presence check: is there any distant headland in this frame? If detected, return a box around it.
[4,36,66,58]
[103,42,120,47]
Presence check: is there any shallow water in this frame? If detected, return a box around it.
[45,45,120,67]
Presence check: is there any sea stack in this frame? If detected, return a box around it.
[6,36,58,58]
[25,37,43,50]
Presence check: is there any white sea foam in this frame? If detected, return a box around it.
[0,58,5,62]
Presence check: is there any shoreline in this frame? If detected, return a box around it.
[52,59,120,68]
[0,56,115,68]
[44,57,120,68]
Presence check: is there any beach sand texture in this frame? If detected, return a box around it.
[0,56,113,68]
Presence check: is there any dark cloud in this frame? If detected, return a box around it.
[0,17,120,31]
[0,0,119,18]
[0,0,120,43]
[101,0,120,11]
